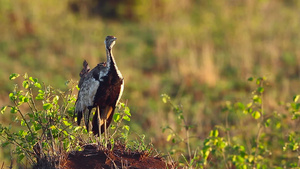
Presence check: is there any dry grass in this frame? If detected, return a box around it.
[0,0,300,166]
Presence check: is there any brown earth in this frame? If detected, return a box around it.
[59,143,175,169]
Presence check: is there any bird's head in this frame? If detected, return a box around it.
[105,36,117,50]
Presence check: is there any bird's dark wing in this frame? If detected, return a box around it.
[75,63,108,131]
[75,77,100,128]
[80,60,90,77]
[78,60,91,88]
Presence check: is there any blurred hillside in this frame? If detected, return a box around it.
[0,0,300,166]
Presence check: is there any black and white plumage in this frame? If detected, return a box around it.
[75,36,124,136]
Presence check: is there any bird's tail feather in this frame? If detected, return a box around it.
[75,104,85,126]
[77,110,82,125]
[92,108,100,136]
[84,108,92,131]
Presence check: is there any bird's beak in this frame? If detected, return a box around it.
[113,37,117,41]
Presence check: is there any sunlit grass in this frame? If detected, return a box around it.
[0,0,300,168]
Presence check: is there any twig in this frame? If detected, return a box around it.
[104,152,118,168]
[1,132,34,164]
[13,101,34,139]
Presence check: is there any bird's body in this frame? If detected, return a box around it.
[75,36,124,135]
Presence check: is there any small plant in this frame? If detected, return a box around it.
[161,77,300,168]
[108,102,131,149]
[0,73,86,166]
[0,73,154,167]
[110,102,154,153]
[161,93,194,167]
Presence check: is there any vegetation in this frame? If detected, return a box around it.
[161,77,300,168]
[0,74,134,168]
[0,0,300,168]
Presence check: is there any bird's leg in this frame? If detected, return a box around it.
[97,106,102,145]
[104,114,107,148]
[101,107,107,148]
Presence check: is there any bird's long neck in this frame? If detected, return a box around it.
[106,48,115,68]
[106,48,122,78]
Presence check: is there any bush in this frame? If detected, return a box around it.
[0,73,85,166]
[1,73,299,168]
[0,73,132,167]
[161,77,300,168]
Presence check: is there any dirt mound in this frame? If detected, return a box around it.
[60,143,173,169]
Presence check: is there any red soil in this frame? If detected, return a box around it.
[60,143,174,169]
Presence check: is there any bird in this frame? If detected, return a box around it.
[74,35,124,136]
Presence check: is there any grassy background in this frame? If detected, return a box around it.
[0,0,300,167]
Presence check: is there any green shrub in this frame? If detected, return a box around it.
[0,73,133,166]
[0,73,86,165]
[162,77,300,168]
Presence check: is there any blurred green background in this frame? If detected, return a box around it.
[0,0,300,166]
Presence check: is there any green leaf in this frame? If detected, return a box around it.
[53,95,59,103]
[292,143,299,151]
[120,102,125,108]
[9,73,20,80]
[22,80,29,89]
[247,108,253,113]
[62,131,68,136]
[293,95,300,102]
[18,130,27,137]
[124,107,131,116]
[1,141,9,147]
[252,111,261,119]
[123,125,130,131]
[235,102,245,110]
[35,93,44,100]
[110,125,116,129]
[256,77,264,85]
[253,95,261,103]
[292,113,300,120]
[9,92,17,101]
[19,95,29,103]
[63,120,70,126]
[202,149,210,160]
[265,119,271,127]
[248,155,254,163]
[28,113,34,118]
[257,87,264,94]
[36,90,45,100]
[1,106,7,114]
[247,77,253,81]
[167,134,172,141]
[43,103,53,110]
[76,85,80,91]
[24,73,28,79]
[29,77,38,83]
[17,153,25,163]
[21,119,25,126]
[161,94,170,103]
[113,113,121,122]
[70,135,75,140]
[10,107,17,114]
[162,97,167,103]
[34,82,42,89]
[33,123,42,131]
[123,115,131,121]
[210,129,219,137]
[74,126,81,131]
